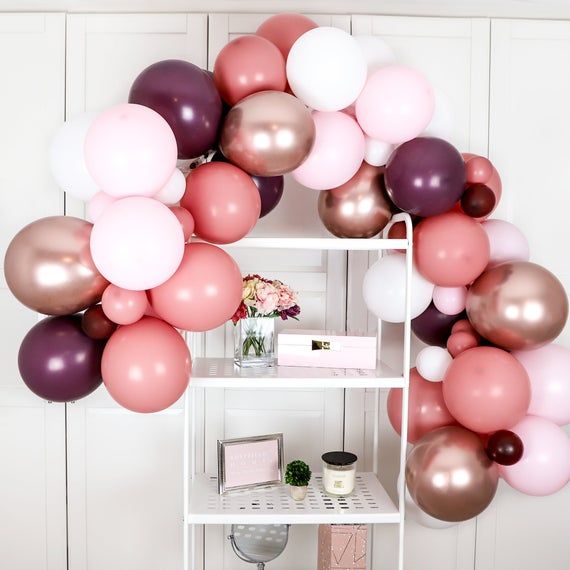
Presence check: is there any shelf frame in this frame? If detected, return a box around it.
[182,212,413,570]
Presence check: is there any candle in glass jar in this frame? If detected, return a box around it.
[322,451,357,496]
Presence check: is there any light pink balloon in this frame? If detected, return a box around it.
[355,65,435,144]
[101,284,147,325]
[513,344,570,425]
[87,192,116,222]
[85,103,177,198]
[500,415,570,496]
[433,286,467,316]
[90,197,184,291]
[292,111,365,190]
[482,219,530,267]
[102,317,191,413]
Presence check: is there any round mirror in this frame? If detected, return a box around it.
[228,524,289,569]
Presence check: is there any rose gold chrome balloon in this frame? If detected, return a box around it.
[466,261,568,350]
[220,90,315,176]
[317,163,393,238]
[4,216,108,315]
[406,426,498,522]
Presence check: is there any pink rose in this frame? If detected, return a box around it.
[277,284,297,310]
[255,281,279,315]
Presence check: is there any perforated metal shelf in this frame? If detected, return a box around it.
[187,473,400,525]
[189,358,404,389]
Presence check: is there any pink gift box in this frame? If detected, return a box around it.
[318,524,368,569]
[277,330,377,369]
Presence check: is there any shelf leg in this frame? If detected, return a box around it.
[183,387,190,570]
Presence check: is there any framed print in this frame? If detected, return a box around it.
[217,433,284,494]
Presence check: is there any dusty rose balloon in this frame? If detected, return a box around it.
[181,162,260,244]
[101,284,147,326]
[81,305,117,340]
[169,206,194,242]
[443,347,531,433]
[256,13,317,59]
[387,368,455,444]
[462,153,502,220]
[414,212,490,286]
[220,91,315,177]
[102,317,191,413]
[466,156,493,184]
[149,242,243,332]
[4,216,108,315]
[466,261,569,350]
[446,331,479,357]
[317,162,392,238]
[406,426,499,522]
[213,35,286,106]
[451,318,478,336]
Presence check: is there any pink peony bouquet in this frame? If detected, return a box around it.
[232,274,301,324]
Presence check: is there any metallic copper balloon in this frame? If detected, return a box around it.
[406,426,499,522]
[220,90,315,177]
[4,216,108,315]
[466,261,569,350]
[317,163,393,238]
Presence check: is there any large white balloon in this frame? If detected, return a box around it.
[416,346,452,382]
[287,27,367,112]
[364,136,394,167]
[153,168,186,205]
[49,112,99,201]
[354,35,396,76]
[362,253,434,323]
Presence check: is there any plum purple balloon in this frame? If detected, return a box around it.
[412,302,466,347]
[385,137,465,217]
[253,175,284,217]
[129,59,222,159]
[18,315,104,402]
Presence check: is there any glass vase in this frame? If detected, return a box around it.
[234,317,275,368]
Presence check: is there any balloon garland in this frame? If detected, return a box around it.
[4,12,570,526]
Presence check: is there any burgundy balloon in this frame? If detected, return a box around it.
[129,59,222,159]
[81,305,117,340]
[485,430,524,466]
[385,137,466,217]
[412,302,466,347]
[461,183,496,218]
[211,151,283,218]
[18,315,104,402]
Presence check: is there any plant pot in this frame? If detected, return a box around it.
[234,317,275,368]
[289,485,308,501]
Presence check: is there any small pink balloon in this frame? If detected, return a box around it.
[433,286,467,316]
[170,206,194,242]
[85,103,177,198]
[101,284,147,325]
[87,192,116,222]
[292,111,365,191]
[355,65,435,144]
[447,331,479,358]
[451,319,478,336]
[513,344,570,425]
[466,156,493,184]
[90,197,184,291]
[102,317,191,413]
[481,219,530,268]
[500,415,570,496]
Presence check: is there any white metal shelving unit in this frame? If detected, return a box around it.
[183,212,413,570]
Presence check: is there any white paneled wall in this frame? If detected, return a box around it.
[0,8,569,570]
[0,13,67,570]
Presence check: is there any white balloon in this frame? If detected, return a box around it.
[364,136,394,166]
[49,112,99,201]
[153,168,186,205]
[287,27,367,112]
[423,89,454,140]
[363,253,434,323]
[354,35,396,76]
[416,346,452,382]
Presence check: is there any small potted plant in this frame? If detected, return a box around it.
[285,460,312,501]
